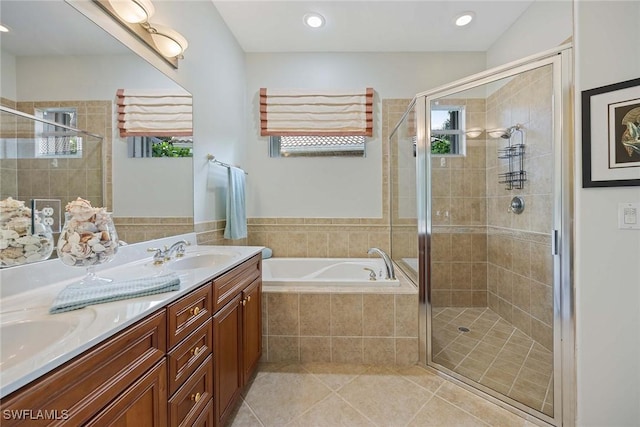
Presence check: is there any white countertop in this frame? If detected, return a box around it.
[0,233,262,399]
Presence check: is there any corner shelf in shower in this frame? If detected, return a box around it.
[498,143,526,190]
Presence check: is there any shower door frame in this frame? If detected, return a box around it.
[416,45,574,427]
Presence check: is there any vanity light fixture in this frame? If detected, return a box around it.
[144,22,188,58]
[454,11,475,27]
[304,12,325,28]
[0,24,9,33]
[108,0,154,24]
[94,0,188,68]
[465,127,483,138]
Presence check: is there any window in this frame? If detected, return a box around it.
[127,136,193,158]
[269,135,366,157]
[430,105,465,155]
[260,88,373,157]
[34,108,82,158]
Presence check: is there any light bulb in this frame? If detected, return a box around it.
[109,0,154,24]
[304,13,325,28]
[454,12,474,27]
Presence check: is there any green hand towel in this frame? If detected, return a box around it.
[50,273,181,314]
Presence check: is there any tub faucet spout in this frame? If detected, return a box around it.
[367,247,396,280]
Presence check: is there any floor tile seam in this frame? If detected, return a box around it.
[431,393,496,427]
[507,338,536,396]
[331,389,381,426]
[282,391,342,426]
[239,395,267,427]
[476,308,506,383]
[542,375,553,406]
[478,319,519,387]
[455,310,502,375]
[400,392,437,427]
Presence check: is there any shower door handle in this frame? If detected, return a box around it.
[552,229,559,255]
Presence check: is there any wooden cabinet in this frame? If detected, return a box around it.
[212,254,262,426]
[86,360,168,427]
[242,278,262,385]
[0,252,261,427]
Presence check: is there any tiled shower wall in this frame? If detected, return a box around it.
[485,66,554,351]
[430,98,489,308]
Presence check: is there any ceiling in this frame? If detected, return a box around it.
[0,1,535,57]
[212,1,535,53]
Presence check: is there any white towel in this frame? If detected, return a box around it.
[224,166,247,239]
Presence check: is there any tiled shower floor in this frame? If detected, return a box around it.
[432,307,554,416]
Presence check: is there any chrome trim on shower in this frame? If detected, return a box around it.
[413,44,574,427]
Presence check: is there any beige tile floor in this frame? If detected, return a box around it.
[226,362,543,427]
[432,307,554,416]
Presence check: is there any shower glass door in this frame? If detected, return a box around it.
[417,48,572,427]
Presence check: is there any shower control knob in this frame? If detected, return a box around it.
[508,196,525,214]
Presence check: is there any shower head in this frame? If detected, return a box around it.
[488,124,522,139]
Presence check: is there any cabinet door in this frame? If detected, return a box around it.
[242,278,262,385]
[85,360,168,427]
[213,294,243,426]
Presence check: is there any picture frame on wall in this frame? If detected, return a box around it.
[582,77,640,188]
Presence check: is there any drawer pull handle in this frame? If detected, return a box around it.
[190,306,200,316]
[191,392,201,403]
[242,299,246,307]
[190,346,201,356]
[247,295,251,303]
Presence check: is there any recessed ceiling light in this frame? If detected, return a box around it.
[0,24,9,33]
[454,12,475,27]
[304,13,325,29]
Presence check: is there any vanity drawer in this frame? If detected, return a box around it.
[212,254,261,312]
[167,284,212,349]
[192,398,214,427]
[168,354,213,427]
[167,318,213,395]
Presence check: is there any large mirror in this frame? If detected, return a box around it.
[0,0,194,266]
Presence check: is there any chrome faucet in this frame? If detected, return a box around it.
[367,247,396,280]
[166,240,190,260]
[147,240,191,264]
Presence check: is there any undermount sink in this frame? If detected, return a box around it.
[0,308,95,370]
[168,252,237,270]
[1,320,76,370]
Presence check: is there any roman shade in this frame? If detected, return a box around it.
[259,88,374,137]
[116,89,192,137]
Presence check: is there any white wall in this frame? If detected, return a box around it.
[486,0,573,68]
[0,51,17,100]
[245,52,486,218]
[574,2,640,425]
[144,1,247,224]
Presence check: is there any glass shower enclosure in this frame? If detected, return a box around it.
[390,46,574,427]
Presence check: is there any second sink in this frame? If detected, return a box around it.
[168,253,237,270]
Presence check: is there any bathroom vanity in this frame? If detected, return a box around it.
[0,235,262,426]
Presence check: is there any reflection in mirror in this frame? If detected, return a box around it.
[0,0,194,264]
[389,99,418,284]
[0,106,103,267]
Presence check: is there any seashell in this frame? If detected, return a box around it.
[101,230,111,241]
[76,221,98,233]
[80,232,94,243]
[61,253,77,266]
[70,243,92,259]
[87,237,100,246]
[92,243,106,253]
[23,244,40,253]
[68,232,81,245]
[0,247,23,259]
[16,235,39,246]
[0,230,19,240]
[26,253,42,262]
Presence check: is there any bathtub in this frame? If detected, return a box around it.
[262,258,400,287]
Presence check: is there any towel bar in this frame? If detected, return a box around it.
[207,154,248,175]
